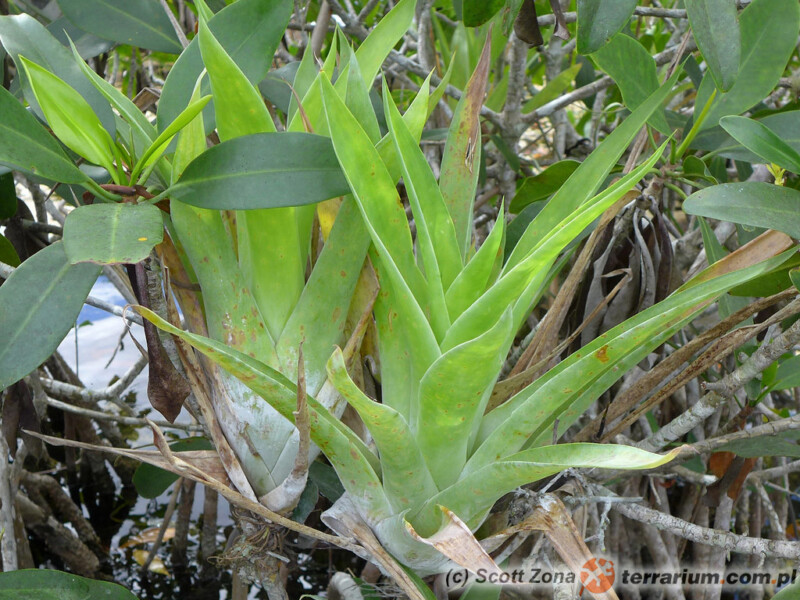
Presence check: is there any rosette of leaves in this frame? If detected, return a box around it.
[136,44,792,579]
[0,0,429,513]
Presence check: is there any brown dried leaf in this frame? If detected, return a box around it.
[405,506,502,577]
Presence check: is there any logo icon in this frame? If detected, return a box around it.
[579,557,615,594]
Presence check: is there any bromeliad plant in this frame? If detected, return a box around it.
[0,0,435,512]
[134,44,792,579]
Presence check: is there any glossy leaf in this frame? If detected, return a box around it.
[0,86,88,184]
[0,242,100,389]
[462,0,504,27]
[695,0,800,129]
[720,116,800,173]
[0,235,20,267]
[156,0,291,133]
[683,182,800,238]
[168,133,351,209]
[47,17,114,59]
[591,33,669,133]
[0,570,137,600]
[57,0,183,53]
[509,160,580,212]
[692,111,800,161]
[20,57,116,174]
[685,0,740,92]
[63,203,164,265]
[576,0,637,54]
[0,14,115,134]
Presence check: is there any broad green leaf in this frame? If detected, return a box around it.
[63,203,164,265]
[134,306,391,522]
[0,569,137,600]
[720,116,800,173]
[591,33,669,134]
[327,348,438,513]
[47,17,114,59]
[0,235,20,267]
[194,0,214,24]
[132,437,213,498]
[0,242,100,389]
[156,0,291,133]
[168,133,351,209]
[576,0,637,54]
[197,18,275,140]
[509,160,580,213]
[716,434,800,458]
[692,111,800,161]
[0,86,88,184]
[440,36,490,258]
[371,285,416,419]
[695,0,800,129]
[411,444,676,535]
[0,14,115,134]
[20,57,116,175]
[685,0,740,92]
[131,95,211,181]
[258,61,301,116]
[445,206,505,321]
[684,182,800,238]
[522,63,582,114]
[462,0,504,27]
[416,309,513,489]
[774,580,800,599]
[506,69,679,272]
[0,173,14,219]
[57,0,182,53]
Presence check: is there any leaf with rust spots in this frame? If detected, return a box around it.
[594,345,610,363]
[439,35,491,257]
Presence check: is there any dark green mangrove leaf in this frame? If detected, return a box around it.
[169,133,350,209]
